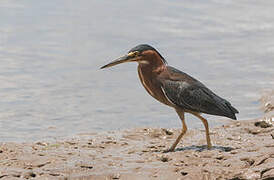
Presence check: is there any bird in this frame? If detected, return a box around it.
[100,44,239,152]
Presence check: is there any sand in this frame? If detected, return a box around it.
[0,91,273,180]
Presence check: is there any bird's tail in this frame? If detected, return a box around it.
[225,102,239,120]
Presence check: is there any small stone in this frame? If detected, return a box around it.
[174,162,183,166]
[34,161,51,168]
[254,121,272,128]
[158,155,171,162]
[36,142,48,146]
[142,149,149,152]
[128,150,135,154]
[162,128,173,135]
[77,162,93,169]
[121,142,129,146]
[99,145,105,149]
[111,173,120,179]
[230,150,238,154]
[22,171,36,179]
[49,173,60,176]
[80,165,93,169]
[216,155,225,160]
[245,128,261,135]
[103,140,117,144]
[135,160,145,163]
[65,141,77,145]
[235,122,241,127]
[161,157,169,162]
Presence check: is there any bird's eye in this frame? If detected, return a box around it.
[128,51,139,57]
[133,51,139,56]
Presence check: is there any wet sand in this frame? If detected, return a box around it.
[0,91,273,180]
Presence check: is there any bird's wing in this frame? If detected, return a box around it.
[159,67,238,119]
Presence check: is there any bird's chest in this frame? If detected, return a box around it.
[137,67,172,106]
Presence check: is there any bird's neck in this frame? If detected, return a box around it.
[139,65,166,79]
[137,62,170,106]
[138,60,166,75]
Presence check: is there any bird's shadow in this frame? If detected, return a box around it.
[164,145,234,153]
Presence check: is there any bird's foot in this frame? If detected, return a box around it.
[163,148,175,153]
[207,144,212,150]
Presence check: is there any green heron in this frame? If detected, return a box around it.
[101,44,239,152]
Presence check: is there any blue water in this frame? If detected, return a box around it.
[0,0,274,142]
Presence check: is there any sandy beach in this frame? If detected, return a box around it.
[1,1,274,179]
[0,91,273,180]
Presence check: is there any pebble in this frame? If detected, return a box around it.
[22,171,36,179]
[78,164,93,169]
[254,121,272,128]
[162,128,174,135]
[158,155,171,162]
[111,173,120,179]
[35,142,48,146]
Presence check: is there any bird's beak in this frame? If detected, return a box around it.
[100,52,137,69]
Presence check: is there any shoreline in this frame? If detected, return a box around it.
[0,118,273,180]
[0,90,273,180]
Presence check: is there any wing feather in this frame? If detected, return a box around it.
[159,66,238,119]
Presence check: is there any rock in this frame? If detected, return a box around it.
[78,164,93,169]
[162,128,173,135]
[111,173,120,179]
[22,171,36,179]
[181,171,188,176]
[254,121,272,128]
[49,173,61,176]
[35,142,48,146]
[33,160,51,168]
[245,128,261,135]
[158,155,171,162]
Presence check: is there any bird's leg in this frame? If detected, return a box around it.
[167,109,187,152]
[192,113,212,149]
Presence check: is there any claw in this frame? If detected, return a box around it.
[163,148,174,153]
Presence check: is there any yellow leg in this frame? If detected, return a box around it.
[191,113,212,149]
[168,109,187,152]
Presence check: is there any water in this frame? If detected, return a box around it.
[0,0,273,142]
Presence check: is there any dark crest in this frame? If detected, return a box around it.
[129,44,167,64]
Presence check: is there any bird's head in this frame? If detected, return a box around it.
[100,44,167,69]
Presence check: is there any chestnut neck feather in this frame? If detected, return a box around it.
[137,54,172,107]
